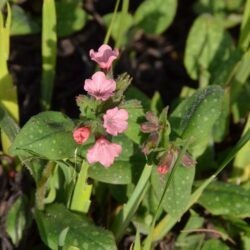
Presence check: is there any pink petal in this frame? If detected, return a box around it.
[89,44,119,69]
[86,137,122,167]
[103,107,128,136]
[84,72,116,101]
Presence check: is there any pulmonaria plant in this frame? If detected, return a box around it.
[73,44,128,167]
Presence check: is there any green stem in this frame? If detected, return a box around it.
[70,160,92,213]
[111,163,153,242]
[151,129,250,242]
[36,162,55,210]
[104,0,120,44]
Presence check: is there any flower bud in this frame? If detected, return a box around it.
[73,127,91,144]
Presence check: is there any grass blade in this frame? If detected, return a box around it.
[104,0,120,45]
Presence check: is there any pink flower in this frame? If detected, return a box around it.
[103,107,128,136]
[73,127,91,144]
[87,137,122,167]
[84,71,116,101]
[89,44,119,69]
[157,165,169,175]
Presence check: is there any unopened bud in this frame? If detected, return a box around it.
[73,127,91,144]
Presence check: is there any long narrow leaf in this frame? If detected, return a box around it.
[239,0,250,50]
[0,4,19,152]
[41,0,57,110]
[116,0,129,48]
[0,105,20,142]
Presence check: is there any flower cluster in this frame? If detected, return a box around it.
[140,110,196,175]
[73,45,129,168]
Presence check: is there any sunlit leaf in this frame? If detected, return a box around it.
[170,85,224,156]
[11,5,40,35]
[184,15,233,84]
[134,0,177,34]
[10,111,76,160]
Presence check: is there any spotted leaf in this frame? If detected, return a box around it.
[151,165,195,219]
[170,85,224,156]
[35,203,117,250]
[10,111,76,160]
[198,181,250,218]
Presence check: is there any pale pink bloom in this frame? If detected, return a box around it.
[73,127,91,144]
[87,137,122,167]
[89,44,119,69]
[84,71,116,101]
[103,107,128,136]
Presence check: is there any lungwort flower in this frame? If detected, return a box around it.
[89,44,119,70]
[84,71,116,101]
[73,127,91,144]
[103,107,128,136]
[87,137,122,167]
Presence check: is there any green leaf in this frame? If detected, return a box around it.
[193,0,244,14]
[125,85,151,110]
[41,0,57,110]
[35,203,117,250]
[239,0,250,49]
[112,134,134,160]
[212,89,230,142]
[134,0,177,34]
[170,85,224,156]
[232,80,250,121]
[121,100,145,144]
[151,166,195,219]
[6,196,29,247]
[88,161,133,185]
[10,111,76,160]
[210,48,242,86]
[0,4,19,152]
[0,104,19,142]
[184,15,233,84]
[56,1,87,37]
[201,239,229,250]
[241,235,250,250]
[103,12,133,47]
[11,5,40,35]
[70,161,92,213]
[198,181,250,218]
[175,211,205,250]
[234,115,250,170]
[88,128,146,184]
[151,129,250,242]
[150,91,164,115]
[0,0,7,10]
